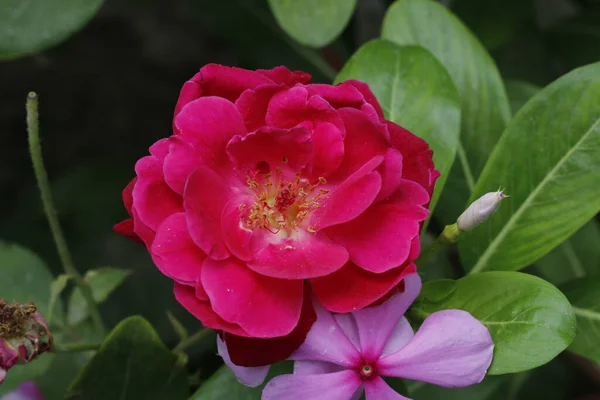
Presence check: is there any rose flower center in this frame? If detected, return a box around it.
[241,161,328,235]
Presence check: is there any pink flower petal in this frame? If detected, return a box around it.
[257,66,311,86]
[310,263,416,313]
[262,371,362,400]
[248,230,349,279]
[308,122,345,178]
[235,85,282,132]
[344,80,385,118]
[333,314,360,351]
[311,157,383,230]
[173,96,246,169]
[377,310,494,388]
[380,318,414,358]
[376,149,403,202]
[221,197,254,261]
[163,137,200,195]
[173,283,247,336]
[364,377,411,400]
[201,257,304,338]
[133,155,183,231]
[184,167,232,260]
[325,180,429,273]
[131,206,156,248]
[151,212,205,284]
[173,80,203,127]
[217,336,269,387]
[226,126,313,172]
[149,138,170,160]
[290,298,361,368]
[306,83,365,110]
[294,361,345,375]
[350,273,421,361]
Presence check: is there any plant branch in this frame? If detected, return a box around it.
[26,92,106,336]
[416,223,460,266]
[173,328,213,353]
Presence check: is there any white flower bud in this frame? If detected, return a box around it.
[457,190,505,232]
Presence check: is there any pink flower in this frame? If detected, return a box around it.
[115,64,439,366]
[0,382,45,400]
[221,273,494,399]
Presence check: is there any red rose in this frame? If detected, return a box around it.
[115,64,438,366]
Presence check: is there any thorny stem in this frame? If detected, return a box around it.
[26,92,106,336]
[173,328,213,353]
[416,223,461,267]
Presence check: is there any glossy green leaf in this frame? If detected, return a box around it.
[410,272,576,375]
[68,267,132,325]
[67,316,188,400]
[536,221,600,286]
[459,63,600,274]
[561,277,600,364]
[0,0,104,60]
[505,80,541,115]
[191,362,292,399]
[335,39,461,214]
[408,375,506,400]
[267,0,357,48]
[382,0,511,225]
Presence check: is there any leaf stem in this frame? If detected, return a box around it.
[26,92,106,336]
[416,223,460,266]
[53,342,102,353]
[173,328,213,353]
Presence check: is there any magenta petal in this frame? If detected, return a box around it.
[294,361,344,375]
[333,314,360,351]
[377,310,494,388]
[290,298,361,368]
[221,198,254,261]
[248,230,349,279]
[308,122,345,178]
[351,273,421,361]
[380,317,414,358]
[376,149,403,202]
[184,167,232,260]
[201,257,304,338]
[163,137,200,195]
[364,377,411,400]
[262,371,362,400]
[151,212,205,283]
[217,336,269,387]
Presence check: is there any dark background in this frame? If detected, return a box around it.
[1,0,599,397]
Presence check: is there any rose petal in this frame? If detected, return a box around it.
[223,288,316,367]
[257,66,311,86]
[113,218,142,244]
[290,297,361,368]
[184,166,232,260]
[310,263,416,313]
[325,180,429,273]
[294,361,345,375]
[163,137,200,195]
[201,257,304,338]
[262,371,362,400]
[151,212,205,284]
[235,85,282,132]
[217,336,269,387]
[376,149,403,202]
[248,230,349,279]
[173,283,247,336]
[364,377,411,400]
[221,197,254,261]
[350,273,421,361]
[306,83,365,110]
[308,122,345,178]
[345,80,384,118]
[377,310,494,388]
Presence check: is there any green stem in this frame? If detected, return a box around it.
[26,92,106,336]
[53,342,101,353]
[416,223,461,266]
[173,328,213,353]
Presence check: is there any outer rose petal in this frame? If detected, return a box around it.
[351,273,422,362]
[291,297,361,368]
[131,206,156,248]
[248,230,349,280]
[377,310,494,388]
[344,80,385,118]
[184,167,232,260]
[173,283,247,336]
[309,122,345,178]
[310,263,416,313]
[306,82,365,110]
[257,66,311,86]
[217,336,269,387]
[201,257,304,338]
[364,377,411,400]
[376,149,403,202]
[262,371,362,400]
[173,96,247,169]
[325,180,429,273]
[151,212,204,284]
[113,218,141,244]
[223,288,317,367]
[235,85,282,132]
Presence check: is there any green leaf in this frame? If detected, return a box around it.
[267,0,357,48]
[382,0,511,225]
[68,267,131,325]
[408,375,506,400]
[505,80,541,115]
[67,316,188,400]
[561,277,600,364]
[0,0,104,60]
[334,39,461,215]
[48,274,72,324]
[410,272,576,375]
[167,311,188,341]
[191,362,292,399]
[459,63,600,274]
[536,221,600,286]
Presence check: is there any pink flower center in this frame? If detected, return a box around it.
[241,162,328,235]
[359,364,375,380]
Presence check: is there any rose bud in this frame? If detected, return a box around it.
[0,299,53,384]
[457,190,505,232]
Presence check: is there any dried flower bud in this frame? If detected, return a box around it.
[457,190,505,232]
[0,299,53,384]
